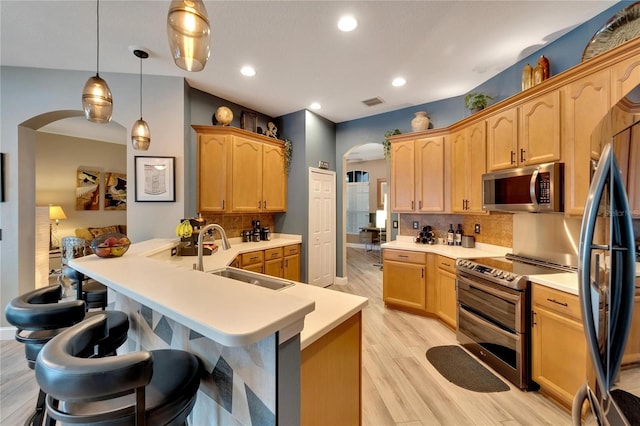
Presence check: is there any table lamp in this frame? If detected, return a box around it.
[49,205,67,250]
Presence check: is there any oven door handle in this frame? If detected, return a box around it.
[459,306,521,341]
[457,273,521,304]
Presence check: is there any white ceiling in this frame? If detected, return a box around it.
[1,1,617,131]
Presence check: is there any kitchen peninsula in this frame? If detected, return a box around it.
[70,237,367,426]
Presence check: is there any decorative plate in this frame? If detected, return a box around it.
[582,2,640,62]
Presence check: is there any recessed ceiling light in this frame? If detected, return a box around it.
[240,66,256,77]
[310,102,321,110]
[338,15,357,32]
[392,77,406,87]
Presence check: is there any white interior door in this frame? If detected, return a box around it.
[308,168,335,287]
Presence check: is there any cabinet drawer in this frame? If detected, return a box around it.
[533,284,581,321]
[383,249,425,264]
[241,251,264,266]
[264,247,283,260]
[284,244,300,256]
[436,255,456,273]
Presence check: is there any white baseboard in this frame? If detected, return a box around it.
[334,276,348,285]
[1,327,17,340]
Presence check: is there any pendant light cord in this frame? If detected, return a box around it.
[139,56,143,119]
[96,0,100,76]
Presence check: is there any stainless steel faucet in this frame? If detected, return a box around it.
[197,224,231,271]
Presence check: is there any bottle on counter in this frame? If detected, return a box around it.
[447,224,455,246]
[455,224,463,246]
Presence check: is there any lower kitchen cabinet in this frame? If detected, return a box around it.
[240,250,264,274]
[301,311,361,426]
[283,244,301,282]
[435,255,457,329]
[622,278,640,365]
[531,283,589,409]
[383,249,427,312]
[264,247,283,278]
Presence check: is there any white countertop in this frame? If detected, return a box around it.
[530,262,640,296]
[70,236,367,349]
[382,235,511,259]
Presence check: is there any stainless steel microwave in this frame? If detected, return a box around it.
[482,162,564,212]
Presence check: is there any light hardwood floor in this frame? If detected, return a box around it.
[2,248,637,425]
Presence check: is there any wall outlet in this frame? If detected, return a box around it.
[474,224,481,234]
[413,221,419,229]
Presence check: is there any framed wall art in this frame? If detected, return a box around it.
[134,156,175,202]
[104,171,127,210]
[76,167,101,211]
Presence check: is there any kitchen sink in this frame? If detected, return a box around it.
[210,267,295,291]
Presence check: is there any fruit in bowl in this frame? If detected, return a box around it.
[90,233,130,258]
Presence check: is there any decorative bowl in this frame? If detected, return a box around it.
[90,232,130,258]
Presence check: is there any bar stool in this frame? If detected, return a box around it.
[35,314,201,426]
[60,236,108,310]
[4,284,129,426]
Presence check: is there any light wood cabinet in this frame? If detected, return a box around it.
[450,121,486,213]
[196,132,230,212]
[390,135,446,213]
[531,283,589,409]
[240,250,264,274]
[562,70,611,216]
[264,247,283,278]
[435,255,457,329]
[283,244,301,282]
[193,126,287,213]
[301,312,361,426]
[487,92,561,171]
[622,280,640,365]
[383,249,427,311]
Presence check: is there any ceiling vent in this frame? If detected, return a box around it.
[361,97,384,107]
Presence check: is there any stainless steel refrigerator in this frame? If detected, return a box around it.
[573,121,639,425]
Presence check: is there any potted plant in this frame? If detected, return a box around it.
[382,129,401,160]
[464,92,493,113]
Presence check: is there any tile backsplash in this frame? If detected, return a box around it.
[199,213,275,238]
[399,212,513,248]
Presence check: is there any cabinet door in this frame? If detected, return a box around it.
[382,260,425,310]
[262,144,287,212]
[466,121,487,213]
[450,129,468,213]
[232,137,263,212]
[487,109,518,171]
[532,305,587,408]
[415,137,445,212]
[264,258,283,278]
[198,133,229,212]
[520,91,561,166]
[628,130,640,216]
[390,140,416,212]
[243,263,264,274]
[283,253,300,282]
[623,292,640,365]
[563,70,610,216]
[436,268,457,329]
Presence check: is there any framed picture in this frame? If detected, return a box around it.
[134,156,176,202]
[241,110,257,133]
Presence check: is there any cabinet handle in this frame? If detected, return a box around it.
[264,200,267,209]
[271,253,278,258]
[258,200,262,209]
[532,311,537,326]
[411,200,414,210]
[520,148,526,163]
[510,150,515,164]
[419,200,423,210]
[546,298,568,307]
[250,256,259,261]
[285,259,289,267]
[421,268,424,278]
[442,263,451,267]
[398,255,409,259]
[222,200,225,210]
[462,200,466,210]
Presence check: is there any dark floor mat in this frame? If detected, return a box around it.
[426,345,510,393]
[611,389,640,425]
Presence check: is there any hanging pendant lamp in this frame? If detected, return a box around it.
[167,0,211,72]
[82,0,113,123]
[131,49,150,151]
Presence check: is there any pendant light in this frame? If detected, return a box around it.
[131,49,150,151]
[82,0,113,123]
[167,0,211,72]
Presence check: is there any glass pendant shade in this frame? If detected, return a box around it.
[167,0,211,72]
[82,74,113,123]
[132,119,151,151]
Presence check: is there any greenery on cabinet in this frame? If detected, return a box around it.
[283,139,292,174]
[382,129,401,160]
[464,92,493,112]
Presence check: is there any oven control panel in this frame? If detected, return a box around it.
[456,259,527,290]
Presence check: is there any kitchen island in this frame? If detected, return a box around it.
[70,237,367,426]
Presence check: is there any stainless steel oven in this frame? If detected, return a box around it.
[455,255,576,390]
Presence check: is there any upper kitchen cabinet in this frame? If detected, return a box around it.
[232,137,287,212]
[562,70,610,216]
[450,121,486,213]
[193,126,287,213]
[196,130,230,212]
[487,91,561,171]
[390,133,447,213]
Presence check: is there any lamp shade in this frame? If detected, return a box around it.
[49,205,67,221]
[167,0,211,72]
[375,210,386,229]
[132,119,151,151]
